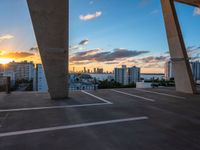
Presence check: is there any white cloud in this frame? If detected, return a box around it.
[150,9,159,15]
[89,1,94,5]
[139,0,151,7]
[193,8,200,16]
[80,11,102,21]
[0,34,14,42]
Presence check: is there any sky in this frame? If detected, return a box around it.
[0,0,200,73]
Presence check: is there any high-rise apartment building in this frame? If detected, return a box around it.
[128,66,140,84]
[114,65,140,85]
[191,61,200,81]
[6,61,34,81]
[164,60,174,79]
[34,64,48,92]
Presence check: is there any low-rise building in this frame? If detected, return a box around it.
[34,65,97,92]
[90,73,114,81]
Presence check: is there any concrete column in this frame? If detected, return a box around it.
[161,0,196,94]
[27,0,69,99]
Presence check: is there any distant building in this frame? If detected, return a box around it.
[0,70,16,87]
[191,61,200,81]
[92,68,104,74]
[97,68,103,74]
[0,64,16,87]
[3,70,16,86]
[164,60,174,79]
[6,61,34,81]
[165,60,200,81]
[0,64,4,73]
[0,75,6,87]
[34,65,97,92]
[114,65,140,85]
[90,73,114,81]
[141,73,165,80]
[114,65,128,85]
[128,66,140,84]
[84,67,86,73]
[35,64,48,92]
[69,73,97,91]
[94,68,96,73]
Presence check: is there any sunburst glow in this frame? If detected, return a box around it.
[0,58,13,64]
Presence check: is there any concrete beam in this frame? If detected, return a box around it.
[27,0,68,99]
[161,0,197,94]
[175,0,200,7]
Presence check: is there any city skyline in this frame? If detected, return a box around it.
[0,0,200,73]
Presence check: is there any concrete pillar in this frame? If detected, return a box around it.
[161,0,196,94]
[27,0,69,99]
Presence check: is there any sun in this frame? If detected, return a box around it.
[0,58,13,64]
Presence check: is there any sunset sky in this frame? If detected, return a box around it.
[0,0,200,73]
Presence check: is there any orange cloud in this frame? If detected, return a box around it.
[0,52,34,59]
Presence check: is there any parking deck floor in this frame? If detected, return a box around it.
[0,87,200,150]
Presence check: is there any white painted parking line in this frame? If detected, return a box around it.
[0,103,111,113]
[135,89,186,99]
[0,91,113,113]
[81,90,113,104]
[111,89,155,102]
[0,116,148,138]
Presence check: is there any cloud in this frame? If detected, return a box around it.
[70,39,90,52]
[142,63,164,68]
[74,48,102,57]
[79,39,89,45]
[105,62,119,65]
[139,56,168,63]
[127,55,168,69]
[139,0,151,7]
[89,1,94,5]
[193,8,200,16]
[150,9,159,15]
[187,46,200,61]
[0,34,14,42]
[29,47,39,52]
[70,48,149,63]
[70,61,91,65]
[165,46,200,62]
[0,52,34,59]
[80,11,102,21]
